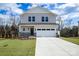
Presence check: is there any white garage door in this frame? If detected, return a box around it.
[36,29,56,37]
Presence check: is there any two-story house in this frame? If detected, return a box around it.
[19,7,59,37]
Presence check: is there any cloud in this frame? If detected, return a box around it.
[58,4,76,9]
[6,3,23,14]
[0,14,10,19]
[31,4,37,8]
[0,3,23,15]
[68,12,79,18]
[60,12,79,21]
[14,8,23,14]
[50,9,66,15]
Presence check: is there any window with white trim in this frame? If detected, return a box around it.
[41,16,48,22]
[28,16,35,22]
[23,28,25,31]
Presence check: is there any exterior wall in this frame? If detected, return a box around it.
[19,24,58,32]
[19,26,30,32]
[35,24,58,29]
[20,13,57,24]
[19,25,36,33]
[19,26,29,38]
[19,24,58,37]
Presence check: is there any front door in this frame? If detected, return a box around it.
[30,28,34,35]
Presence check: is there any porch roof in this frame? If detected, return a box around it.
[18,23,59,26]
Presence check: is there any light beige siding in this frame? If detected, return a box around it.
[20,13,56,24]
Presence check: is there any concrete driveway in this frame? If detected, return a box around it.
[35,37,79,56]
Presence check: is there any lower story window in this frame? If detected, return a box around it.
[51,29,55,30]
[23,28,25,31]
[28,28,29,30]
[37,29,41,30]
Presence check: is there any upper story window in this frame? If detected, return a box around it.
[42,16,44,22]
[28,16,31,22]
[23,28,25,31]
[41,16,48,22]
[46,17,48,22]
[32,16,35,22]
[28,16,35,22]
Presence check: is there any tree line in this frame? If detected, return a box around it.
[0,24,78,38]
[60,26,78,37]
[0,25,18,38]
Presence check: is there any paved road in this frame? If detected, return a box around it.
[35,37,79,56]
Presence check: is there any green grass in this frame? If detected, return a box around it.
[62,37,79,45]
[0,38,36,56]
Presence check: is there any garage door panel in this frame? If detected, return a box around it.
[36,30,56,37]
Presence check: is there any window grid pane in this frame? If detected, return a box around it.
[32,16,35,22]
[28,16,31,22]
[42,17,44,22]
[46,17,48,22]
[23,28,25,31]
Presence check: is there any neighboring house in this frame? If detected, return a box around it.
[19,7,60,37]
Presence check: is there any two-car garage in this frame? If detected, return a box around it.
[35,25,58,37]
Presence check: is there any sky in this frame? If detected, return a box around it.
[0,3,79,27]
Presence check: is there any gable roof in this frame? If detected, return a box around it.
[21,7,58,16]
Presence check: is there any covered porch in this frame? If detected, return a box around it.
[19,25,36,38]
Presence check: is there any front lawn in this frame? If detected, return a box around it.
[62,37,79,45]
[0,38,36,56]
